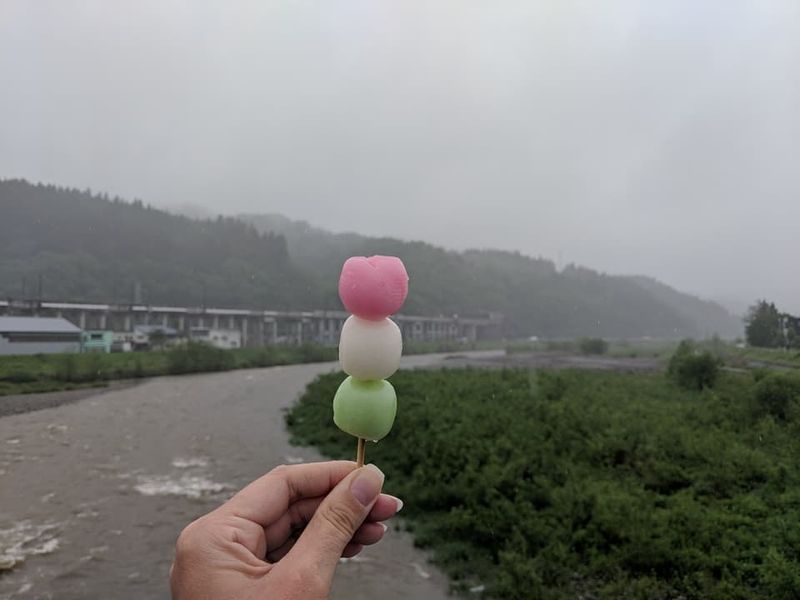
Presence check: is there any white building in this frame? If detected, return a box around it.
[0,316,82,355]
[189,328,242,349]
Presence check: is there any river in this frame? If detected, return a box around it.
[0,353,484,599]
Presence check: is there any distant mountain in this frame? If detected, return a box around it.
[627,276,743,338]
[0,179,741,338]
[240,214,742,339]
[240,213,368,267]
[0,179,307,309]
[167,202,216,221]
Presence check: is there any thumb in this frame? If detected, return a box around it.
[277,464,384,590]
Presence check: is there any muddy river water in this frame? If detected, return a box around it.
[0,353,487,599]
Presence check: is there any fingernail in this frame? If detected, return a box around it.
[388,495,404,513]
[350,464,384,507]
[380,522,388,533]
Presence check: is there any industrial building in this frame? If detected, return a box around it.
[81,330,114,353]
[189,327,242,349]
[0,316,82,355]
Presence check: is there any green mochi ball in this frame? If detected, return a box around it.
[333,376,397,441]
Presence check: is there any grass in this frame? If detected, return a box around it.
[0,343,338,396]
[506,338,680,360]
[0,338,494,396]
[726,346,800,369]
[507,337,800,369]
[286,367,800,599]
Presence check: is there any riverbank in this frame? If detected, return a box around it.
[0,343,336,397]
[0,382,141,418]
[0,340,492,397]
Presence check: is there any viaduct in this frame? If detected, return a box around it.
[0,298,503,347]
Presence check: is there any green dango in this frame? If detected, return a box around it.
[333,376,397,441]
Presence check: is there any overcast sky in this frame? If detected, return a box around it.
[1,1,798,314]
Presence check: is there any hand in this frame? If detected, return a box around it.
[170,461,400,600]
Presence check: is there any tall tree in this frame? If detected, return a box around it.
[745,300,784,348]
[783,314,800,349]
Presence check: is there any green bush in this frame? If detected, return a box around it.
[546,340,577,352]
[668,340,720,390]
[0,371,39,384]
[80,352,105,382]
[166,342,235,374]
[753,373,800,421]
[505,341,539,354]
[579,337,609,355]
[288,367,800,599]
[55,353,80,382]
[0,342,348,396]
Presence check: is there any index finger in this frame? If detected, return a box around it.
[221,461,357,526]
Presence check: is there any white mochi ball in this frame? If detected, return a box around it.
[339,315,402,380]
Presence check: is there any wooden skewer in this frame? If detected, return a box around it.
[356,437,366,468]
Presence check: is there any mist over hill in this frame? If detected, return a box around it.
[0,180,305,309]
[0,179,741,338]
[241,213,742,338]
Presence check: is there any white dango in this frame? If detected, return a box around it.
[338,315,402,380]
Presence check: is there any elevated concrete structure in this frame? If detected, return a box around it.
[0,299,502,347]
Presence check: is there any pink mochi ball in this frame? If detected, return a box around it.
[338,255,409,320]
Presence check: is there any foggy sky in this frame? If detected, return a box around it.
[2,1,799,314]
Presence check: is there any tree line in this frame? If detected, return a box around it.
[745,300,799,349]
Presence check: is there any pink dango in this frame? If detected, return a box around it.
[338,255,409,320]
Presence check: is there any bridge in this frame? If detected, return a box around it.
[0,298,503,347]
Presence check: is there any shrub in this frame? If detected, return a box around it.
[55,353,79,382]
[505,341,539,354]
[579,338,609,355]
[753,373,800,421]
[0,371,38,384]
[287,367,800,599]
[80,352,105,382]
[166,342,235,374]
[133,355,145,378]
[668,340,720,391]
[546,340,577,352]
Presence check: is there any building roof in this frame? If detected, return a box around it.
[0,316,81,334]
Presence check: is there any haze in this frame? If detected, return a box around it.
[1,1,798,314]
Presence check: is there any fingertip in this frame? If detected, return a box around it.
[350,465,384,507]
[389,495,403,513]
[352,521,387,546]
[341,543,364,559]
[367,494,402,522]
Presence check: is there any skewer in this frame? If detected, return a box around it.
[356,437,366,467]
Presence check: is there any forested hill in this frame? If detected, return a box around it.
[0,179,741,337]
[242,214,742,338]
[0,180,306,309]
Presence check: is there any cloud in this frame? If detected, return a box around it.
[1,0,798,312]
